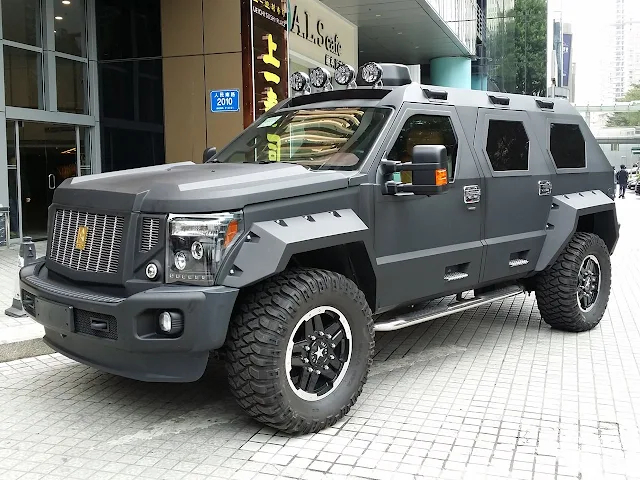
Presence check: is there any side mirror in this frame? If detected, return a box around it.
[203,147,217,163]
[382,145,449,195]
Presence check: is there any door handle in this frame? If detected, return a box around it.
[464,185,481,205]
[48,174,55,190]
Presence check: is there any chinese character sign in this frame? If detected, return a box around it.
[250,0,288,120]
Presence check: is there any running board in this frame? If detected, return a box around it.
[374,285,524,332]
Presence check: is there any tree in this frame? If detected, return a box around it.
[606,83,640,127]
[487,0,548,96]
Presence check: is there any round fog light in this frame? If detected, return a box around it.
[145,262,158,280]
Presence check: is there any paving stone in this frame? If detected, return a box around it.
[1,202,640,480]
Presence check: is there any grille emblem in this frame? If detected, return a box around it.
[75,226,89,251]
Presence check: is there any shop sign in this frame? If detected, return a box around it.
[210,89,240,113]
[249,0,289,120]
[288,0,357,71]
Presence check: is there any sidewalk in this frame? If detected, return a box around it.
[0,241,46,346]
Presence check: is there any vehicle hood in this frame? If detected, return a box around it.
[53,162,350,213]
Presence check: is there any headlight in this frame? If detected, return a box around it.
[166,212,243,285]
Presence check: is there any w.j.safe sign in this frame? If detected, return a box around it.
[210,89,240,113]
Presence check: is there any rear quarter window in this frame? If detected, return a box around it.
[550,123,586,169]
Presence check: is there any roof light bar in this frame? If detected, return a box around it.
[290,71,311,97]
[309,67,333,92]
[359,62,384,88]
[335,64,357,89]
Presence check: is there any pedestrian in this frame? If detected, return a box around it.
[616,164,629,199]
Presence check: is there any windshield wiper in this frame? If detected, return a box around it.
[243,160,273,164]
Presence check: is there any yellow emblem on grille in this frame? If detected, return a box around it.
[75,226,89,251]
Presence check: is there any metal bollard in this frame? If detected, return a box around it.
[5,236,36,317]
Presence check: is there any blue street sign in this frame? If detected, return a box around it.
[210,89,240,113]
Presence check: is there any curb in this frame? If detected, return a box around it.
[0,337,53,363]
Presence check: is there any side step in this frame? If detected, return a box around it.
[374,285,524,332]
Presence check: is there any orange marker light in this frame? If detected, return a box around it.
[435,169,448,186]
[224,220,239,247]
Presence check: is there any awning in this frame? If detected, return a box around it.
[321,0,477,65]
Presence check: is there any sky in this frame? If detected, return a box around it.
[549,0,640,105]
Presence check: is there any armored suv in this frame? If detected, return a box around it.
[20,63,619,434]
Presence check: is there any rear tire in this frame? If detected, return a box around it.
[536,232,611,332]
[224,268,374,434]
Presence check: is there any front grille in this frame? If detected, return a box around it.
[49,209,124,275]
[140,217,160,252]
[74,310,118,340]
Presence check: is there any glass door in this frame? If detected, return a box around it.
[6,121,90,241]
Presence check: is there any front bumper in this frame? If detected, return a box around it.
[20,261,239,382]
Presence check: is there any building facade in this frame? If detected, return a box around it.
[1,0,482,242]
[485,0,548,96]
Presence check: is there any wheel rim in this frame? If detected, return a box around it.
[285,306,353,402]
[577,254,601,313]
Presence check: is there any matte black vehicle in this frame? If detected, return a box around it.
[20,63,619,434]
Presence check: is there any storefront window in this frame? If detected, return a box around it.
[1,0,41,47]
[56,56,87,114]
[54,0,86,57]
[3,45,43,109]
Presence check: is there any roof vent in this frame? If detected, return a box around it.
[488,94,510,106]
[535,99,555,110]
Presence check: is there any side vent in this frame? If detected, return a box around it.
[509,251,530,268]
[140,217,160,252]
[444,263,470,282]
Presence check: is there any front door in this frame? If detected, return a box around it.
[473,108,553,284]
[17,122,80,241]
[373,104,486,310]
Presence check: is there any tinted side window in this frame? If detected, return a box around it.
[550,123,586,168]
[389,115,458,181]
[486,120,529,171]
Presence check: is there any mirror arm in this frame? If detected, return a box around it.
[380,159,439,173]
[384,181,436,196]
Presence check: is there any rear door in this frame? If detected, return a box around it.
[473,108,553,284]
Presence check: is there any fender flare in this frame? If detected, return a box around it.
[535,190,619,272]
[219,209,374,288]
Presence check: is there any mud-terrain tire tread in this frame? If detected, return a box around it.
[536,232,611,332]
[224,268,374,434]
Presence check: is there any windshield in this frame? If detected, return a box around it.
[214,107,391,170]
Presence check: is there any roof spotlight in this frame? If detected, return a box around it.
[335,64,357,88]
[290,71,311,96]
[309,67,333,91]
[359,62,384,88]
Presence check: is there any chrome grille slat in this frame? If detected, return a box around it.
[140,217,160,252]
[49,209,124,275]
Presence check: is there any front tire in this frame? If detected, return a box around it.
[224,268,374,434]
[536,232,611,332]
